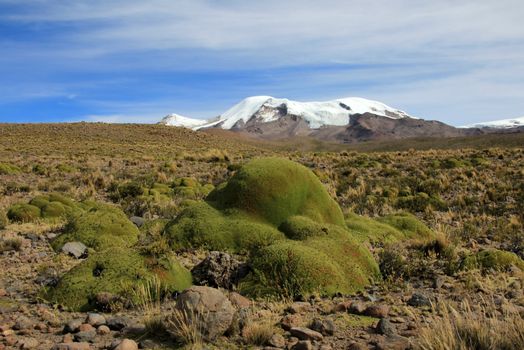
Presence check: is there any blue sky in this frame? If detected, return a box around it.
[1,0,523,126]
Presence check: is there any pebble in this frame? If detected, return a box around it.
[86,313,106,327]
[78,323,94,332]
[113,338,139,350]
[52,343,91,350]
[310,318,335,336]
[73,330,96,343]
[64,319,83,334]
[376,318,395,336]
[268,333,286,348]
[97,325,111,335]
[289,327,323,341]
[364,304,390,318]
[348,301,366,315]
[291,340,313,350]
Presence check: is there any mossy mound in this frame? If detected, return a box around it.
[462,249,524,272]
[207,157,345,227]
[8,193,79,223]
[46,248,192,311]
[172,177,215,199]
[166,158,382,298]
[52,203,139,251]
[346,212,435,244]
[7,204,41,223]
[166,201,284,252]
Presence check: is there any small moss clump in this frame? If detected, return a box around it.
[41,202,67,218]
[46,247,192,311]
[7,204,41,223]
[377,212,434,241]
[462,249,524,272]
[52,202,139,251]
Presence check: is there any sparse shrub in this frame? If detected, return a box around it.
[7,204,41,223]
[32,164,47,175]
[0,163,20,175]
[0,238,22,252]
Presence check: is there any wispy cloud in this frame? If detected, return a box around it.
[0,0,523,124]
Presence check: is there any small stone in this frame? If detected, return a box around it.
[18,336,39,349]
[78,323,94,332]
[114,338,139,350]
[348,342,368,350]
[229,292,251,309]
[268,333,286,348]
[97,325,110,335]
[5,335,17,346]
[348,301,366,315]
[289,327,323,341]
[13,316,33,330]
[281,314,303,331]
[86,313,106,327]
[432,276,444,289]
[291,340,313,350]
[61,242,88,259]
[334,301,351,312]
[364,304,389,318]
[374,335,410,350]
[376,318,395,336]
[73,330,96,343]
[287,302,311,314]
[63,333,74,343]
[310,318,335,336]
[129,216,145,227]
[52,343,91,350]
[407,293,431,307]
[64,319,83,334]
[319,346,333,350]
[106,317,130,331]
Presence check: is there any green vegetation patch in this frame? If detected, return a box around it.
[462,249,524,272]
[46,248,192,311]
[7,204,41,223]
[0,163,21,175]
[377,212,434,241]
[52,202,139,251]
[207,157,345,227]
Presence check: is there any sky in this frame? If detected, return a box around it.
[1,0,523,126]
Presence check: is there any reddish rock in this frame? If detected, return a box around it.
[114,338,139,350]
[78,324,94,332]
[349,301,367,315]
[97,325,110,335]
[289,327,323,341]
[281,314,303,331]
[364,304,389,319]
[229,292,251,309]
[52,343,91,350]
[334,301,352,312]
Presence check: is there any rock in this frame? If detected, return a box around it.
[106,316,131,331]
[34,267,59,287]
[191,251,249,289]
[113,339,139,350]
[268,333,286,348]
[287,302,311,314]
[229,292,251,309]
[73,330,96,343]
[62,334,74,343]
[169,286,235,341]
[52,343,91,350]
[349,301,366,315]
[86,313,106,327]
[13,316,33,330]
[319,346,333,350]
[374,335,410,350]
[334,301,352,312]
[78,324,94,332]
[61,242,88,259]
[280,314,303,331]
[310,318,335,336]
[97,325,110,335]
[18,336,39,349]
[407,293,431,307]
[291,340,313,350]
[364,304,390,318]
[289,327,323,341]
[64,319,83,334]
[348,342,368,350]
[129,216,145,228]
[376,318,395,336]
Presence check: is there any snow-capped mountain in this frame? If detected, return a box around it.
[160,96,414,131]
[160,96,483,143]
[460,116,524,129]
[159,113,208,128]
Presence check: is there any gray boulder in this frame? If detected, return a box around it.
[191,251,249,289]
[167,286,235,341]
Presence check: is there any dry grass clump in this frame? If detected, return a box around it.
[165,305,205,349]
[129,275,169,334]
[416,299,524,350]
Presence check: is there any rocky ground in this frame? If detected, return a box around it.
[2,220,523,350]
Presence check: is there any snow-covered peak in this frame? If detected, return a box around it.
[159,113,208,128]
[205,96,414,130]
[162,96,415,130]
[460,116,524,129]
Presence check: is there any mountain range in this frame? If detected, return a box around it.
[159,96,522,143]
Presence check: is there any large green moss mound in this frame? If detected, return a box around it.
[7,204,41,223]
[52,203,139,251]
[46,248,192,311]
[207,157,345,227]
[7,193,79,223]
